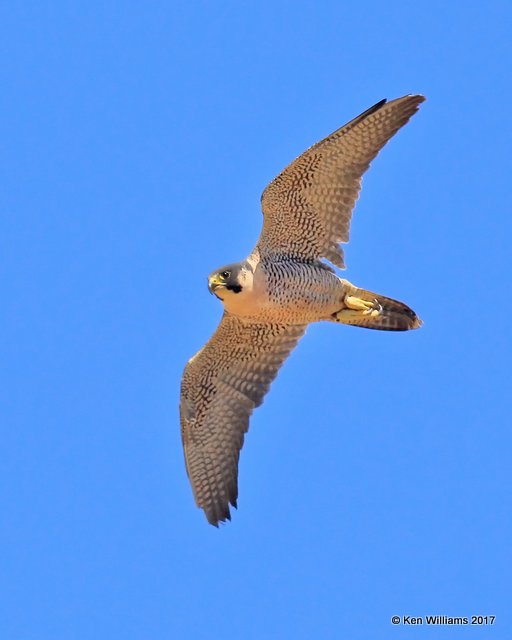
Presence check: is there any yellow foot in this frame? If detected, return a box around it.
[344,295,382,317]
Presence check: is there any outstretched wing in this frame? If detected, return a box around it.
[180,313,306,526]
[257,95,425,268]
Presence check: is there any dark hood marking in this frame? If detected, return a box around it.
[226,284,242,294]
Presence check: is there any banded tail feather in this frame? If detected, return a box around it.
[334,282,421,331]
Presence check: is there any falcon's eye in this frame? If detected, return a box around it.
[220,270,231,279]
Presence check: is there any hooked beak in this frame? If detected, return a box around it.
[208,274,225,295]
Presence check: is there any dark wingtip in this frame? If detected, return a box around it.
[397,94,426,109]
[364,98,388,118]
[380,94,426,111]
[353,94,426,127]
[344,98,388,132]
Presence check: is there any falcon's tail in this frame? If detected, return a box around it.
[333,282,422,331]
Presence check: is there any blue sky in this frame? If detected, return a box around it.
[1,2,510,638]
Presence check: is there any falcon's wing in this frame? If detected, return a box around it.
[257,95,425,268]
[180,313,306,526]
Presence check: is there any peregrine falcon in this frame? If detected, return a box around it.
[180,95,425,526]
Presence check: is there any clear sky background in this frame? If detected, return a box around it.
[1,2,510,639]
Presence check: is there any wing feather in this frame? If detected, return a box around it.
[180,313,306,525]
[258,95,425,268]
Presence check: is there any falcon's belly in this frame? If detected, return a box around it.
[222,261,345,324]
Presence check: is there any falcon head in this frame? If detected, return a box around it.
[207,262,253,301]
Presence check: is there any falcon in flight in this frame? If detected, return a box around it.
[180,95,425,526]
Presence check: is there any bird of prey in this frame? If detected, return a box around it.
[180,94,425,526]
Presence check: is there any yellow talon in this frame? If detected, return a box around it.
[344,295,382,316]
